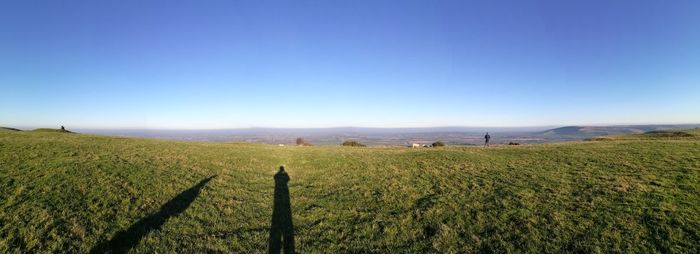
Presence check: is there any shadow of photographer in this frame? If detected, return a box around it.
[268,166,295,254]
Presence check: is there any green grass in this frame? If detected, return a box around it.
[1,131,699,253]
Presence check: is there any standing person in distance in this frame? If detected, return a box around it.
[484,132,491,147]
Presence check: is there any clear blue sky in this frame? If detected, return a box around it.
[1,0,699,129]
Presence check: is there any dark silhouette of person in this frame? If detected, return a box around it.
[484,132,491,147]
[268,166,294,254]
[89,176,216,254]
[61,125,65,131]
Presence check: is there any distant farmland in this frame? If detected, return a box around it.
[1,128,699,253]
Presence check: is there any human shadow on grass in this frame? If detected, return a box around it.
[90,175,216,254]
[268,166,295,254]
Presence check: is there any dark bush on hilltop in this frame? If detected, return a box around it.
[296,138,305,145]
[342,140,366,147]
[508,142,520,145]
[584,137,612,141]
[432,141,445,147]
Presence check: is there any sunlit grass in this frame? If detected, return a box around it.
[1,130,698,253]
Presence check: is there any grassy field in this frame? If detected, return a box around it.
[1,128,699,253]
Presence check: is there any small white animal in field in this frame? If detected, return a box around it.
[412,143,420,148]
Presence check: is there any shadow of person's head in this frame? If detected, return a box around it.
[275,166,289,184]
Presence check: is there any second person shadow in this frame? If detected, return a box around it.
[268,166,295,254]
[90,175,216,254]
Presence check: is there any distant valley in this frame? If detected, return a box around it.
[65,124,700,146]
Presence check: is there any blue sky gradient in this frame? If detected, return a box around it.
[1,0,699,128]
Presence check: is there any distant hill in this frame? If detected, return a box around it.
[537,124,700,140]
[585,128,700,141]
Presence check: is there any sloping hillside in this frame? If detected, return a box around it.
[31,128,74,133]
